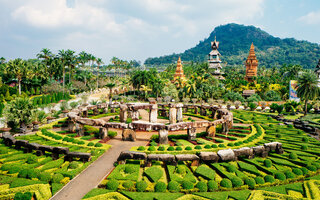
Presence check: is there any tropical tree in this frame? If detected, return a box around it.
[296,72,320,115]
[106,83,116,102]
[37,48,53,75]
[140,85,152,100]
[96,58,103,89]
[3,97,36,131]
[5,59,32,95]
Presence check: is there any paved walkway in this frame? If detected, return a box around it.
[50,139,148,200]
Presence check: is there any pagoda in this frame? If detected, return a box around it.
[173,57,185,80]
[314,59,320,86]
[208,36,224,79]
[245,43,258,82]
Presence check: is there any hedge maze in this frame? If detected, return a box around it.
[84,110,320,200]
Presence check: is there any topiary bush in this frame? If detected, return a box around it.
[167,181,180,192]
[148,146,156,151]
[52,173,64,183]
[207,180,218,191]
[122,180,134,190]
[230,177,244,187]
[255,176,265,185]
[137,146,145,151]
[176,166,186,174]
[226,165,237,173]
[136,181,148,192]
[301,144,308,150]
[106,179,119,191]
[108,131,117,138]
[284,171,296,179]
[95,143,103,147]
[307,165,317,172]
[220,178,232,188]
[69,161,80,169]
[275,172,286,181]
[196,181,207,192]
[182,180,194,190]
[292,168,303,176]
[158,146,165,151]
[301,167,309,175]
[14,192,32,200]
[87,142,94,146]
[38,172,52,182]
[211,144,218,148]
[167,146,175,151]
[245,177,256,189]
[289,152,298,160]
[264,159,272,168]
[264,175,275,183]
[124,165,136,174]
[302,137,309,142]
[154,181,167,192]
[26,155,38,164]
[175,146,182,151]
[185,146,192,150]
[204,144,211,149]
[218,144,225,148]
[195,145,202,150]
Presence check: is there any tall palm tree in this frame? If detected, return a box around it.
[5,59,32,95]
[106,83,116,102]
[58,50,68,93]
[96,58,103,89]
[297,72,320,115]
[140,85,152,100]
[37,48,53,76]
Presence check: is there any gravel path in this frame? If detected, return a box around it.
[50,139,148,200]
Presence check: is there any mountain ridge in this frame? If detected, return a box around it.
[144,23,320,68]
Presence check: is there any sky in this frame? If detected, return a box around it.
[0,0,320,64]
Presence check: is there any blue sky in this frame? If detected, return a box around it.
[0,0,319,64]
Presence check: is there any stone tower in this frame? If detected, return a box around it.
[208,37,224,79]
[245,43,258,82]
[174,57,185,80]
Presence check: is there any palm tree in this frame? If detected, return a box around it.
[37,48,53,75]
[106,83,116,102]
[140,85,152,100]
[96,58,103,89]
[296,72,320,115]
[58,50,67,93]
[5,59,32,95]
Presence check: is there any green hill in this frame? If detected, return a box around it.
[144,23,320,68]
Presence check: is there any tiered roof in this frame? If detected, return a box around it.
[245,43,258,82]
[208,36,223,78]
[174,57,185,80]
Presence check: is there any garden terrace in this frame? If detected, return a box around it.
[83,110,320,200]
[0,132,105,199]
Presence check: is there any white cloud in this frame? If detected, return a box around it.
[299,10,320,24]
[2,0,266,62]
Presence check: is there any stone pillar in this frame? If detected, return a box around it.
[169,104,177,124]
[93,108,99,115]
[222,122,229,134]
[77,124,85,136]
[176,103,183,123]
[188,127,197,140]
[99,127,108,139]
[207,125,216,137]
[120,105,128,123]
[149,104,158,123]
[122,129,136,141]
[194,107,198,114]
[103,105,109,114]
[68,120,76,133]
[82,110,88,118]
[159,129,168,144]
[110,106,115,113]
[211,109,217,119]
[132,110,139,121]
[200,106,207,116]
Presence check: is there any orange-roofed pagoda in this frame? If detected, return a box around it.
[173,57,185,80]
[245,43,258,82]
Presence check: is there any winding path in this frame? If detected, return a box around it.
[50,139,148,200]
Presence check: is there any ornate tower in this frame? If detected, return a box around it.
[245,43,258,82]
[208,37,224,79]
[314,59,320,86]
[173,57,185,80]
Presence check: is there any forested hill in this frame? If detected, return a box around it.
[144,23,320,68]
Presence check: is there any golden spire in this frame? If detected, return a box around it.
[174,57,185,80]
[245,43,258,82]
